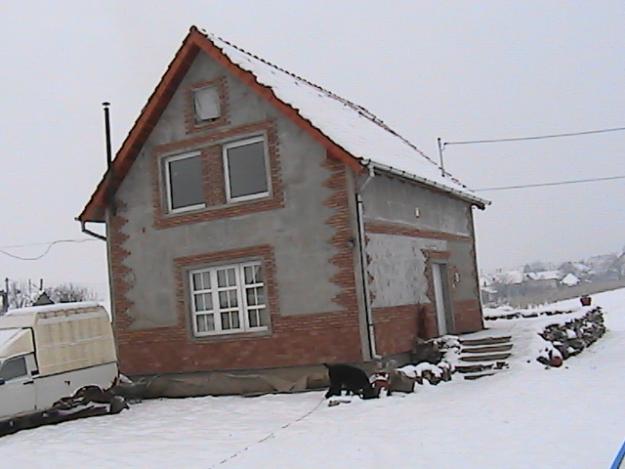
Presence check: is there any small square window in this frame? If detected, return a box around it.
[223,137,269,202]
[193,86,221,122]
[164,152,205,213]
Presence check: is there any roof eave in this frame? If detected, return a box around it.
[363,160,491,209]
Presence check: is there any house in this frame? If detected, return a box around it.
[560,273,581,287]
[78,27,489,393]
[524,270,561,291]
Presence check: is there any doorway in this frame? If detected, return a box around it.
[432,262,453,335]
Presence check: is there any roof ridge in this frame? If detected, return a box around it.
[202,30,467,185]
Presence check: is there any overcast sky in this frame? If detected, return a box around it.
[1,1,623,299]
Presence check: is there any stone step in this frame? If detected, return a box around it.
[461,344,514,354]
[459,352,512,362]
[463,372,497,381]
[459,336,512,347]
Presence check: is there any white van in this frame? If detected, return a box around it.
[0,302,118,421]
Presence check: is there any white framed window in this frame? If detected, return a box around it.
[164,151,206,213]
[223,136,270,203]
[193,86,221,122]
[189,261,268,337]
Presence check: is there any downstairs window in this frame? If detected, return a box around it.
[189,261,268,336]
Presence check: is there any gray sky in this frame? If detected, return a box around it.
[1,1,623,299]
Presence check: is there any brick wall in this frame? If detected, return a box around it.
[372,303,437,356]
[110,153,365,376]
[151,119,285,229]
[364,219,483,350]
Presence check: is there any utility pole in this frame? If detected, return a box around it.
[437,137,445,177]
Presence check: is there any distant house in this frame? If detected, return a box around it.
[560,273,580,287]
[78,27,488,387]
[524,270,561,290]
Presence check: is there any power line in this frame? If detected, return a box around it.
[444,126,625,147]
[0,238,98,261]
[474,174,625,192]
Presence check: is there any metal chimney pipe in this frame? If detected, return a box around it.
[102,102,112,168]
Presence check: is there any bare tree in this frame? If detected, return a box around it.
[45,283,98,303]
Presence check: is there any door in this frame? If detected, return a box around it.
[0,355,36,420]
[432,263,452,336]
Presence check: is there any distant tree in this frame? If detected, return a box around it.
[7,280,41,309]
[45,283,97,303]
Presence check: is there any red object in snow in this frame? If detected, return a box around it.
[580,295,592,306]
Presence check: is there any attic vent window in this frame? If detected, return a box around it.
[193,86,221,122]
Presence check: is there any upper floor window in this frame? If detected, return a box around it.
[223,137,269,202]
[193,86,221,122]
[189,261,268,337]
[165,152,205,213]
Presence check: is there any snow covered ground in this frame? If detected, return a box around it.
[1,289,624,468]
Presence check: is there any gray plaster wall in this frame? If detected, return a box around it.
[362,174,471,236]
[367,234,446,308]
[362,174,478,309]
[114,52,349,329]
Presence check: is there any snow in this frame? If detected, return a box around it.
[561,273,580,286]
[1,288,624,468]
[492,270,524,284]
[4,301,101,317]
[526,270,561,281]
[204,33,486,206]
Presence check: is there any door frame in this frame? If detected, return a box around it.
[425,253,455,337]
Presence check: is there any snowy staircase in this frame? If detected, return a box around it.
[455,335,513,380]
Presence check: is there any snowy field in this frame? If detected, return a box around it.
[1,289,624,469]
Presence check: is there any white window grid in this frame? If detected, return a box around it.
[189,261,267,337]
[222,136,271,203]
[164,151,206,214]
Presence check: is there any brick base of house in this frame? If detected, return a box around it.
[372,299,483,357]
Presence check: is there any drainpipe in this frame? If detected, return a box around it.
[356,163,379,359]
[80,220,106,241]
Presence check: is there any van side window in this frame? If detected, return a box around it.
[0,356,27,381]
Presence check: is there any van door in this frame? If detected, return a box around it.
[0,355,36,420]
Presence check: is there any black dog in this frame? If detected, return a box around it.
[324,363,379,399]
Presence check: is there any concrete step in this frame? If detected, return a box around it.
[461,343,514,354]
[454,363,494,374]
[459,336,512,347]
[459,352,512,362]
[463,372,497,381]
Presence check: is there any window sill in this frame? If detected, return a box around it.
[161,193,277,221]
[191,327,271,342]
[169,203,207,214]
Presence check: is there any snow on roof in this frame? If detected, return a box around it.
[5,301,101,317]
[205,32,488,207]
[526,270,561,281]
[493,270,524,285]
[573,262,591,272]
[561,273,580,286]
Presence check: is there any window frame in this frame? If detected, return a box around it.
[163,151,206,214]
[188,261,269,337]
[222,136,271,203]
